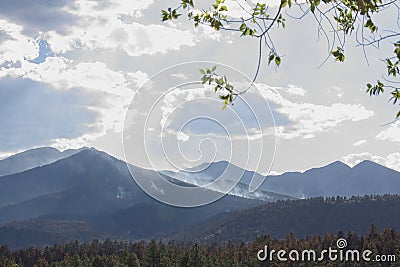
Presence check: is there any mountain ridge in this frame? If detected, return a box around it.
[0,147,87,177]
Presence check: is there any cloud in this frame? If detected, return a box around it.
[47,23,196,56]
[177,131,190,142]
[222,0,281,18]
[0,0,76,35]
[193,24,222,41]
[257,84,374,139]
[0,30,12,44]
[41,0,196,57]
[0,56,148,151]
[50,134,97,152]
[342,152,400,172]
[285,84,306,96]
[376,121,400,143]
[353,140,367,146]
[0,77,97,151]
[330,86,344,98]
[0,19,38,66]
[24,58,129,95]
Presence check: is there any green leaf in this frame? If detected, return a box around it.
[364,18,378,33]
[199,69,205,75]
[331,47,345,62]
[275,56,281,67]
[268,54,275,65]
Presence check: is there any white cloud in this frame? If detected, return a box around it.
[25,58,129,94]
[159,86,208,128]
[46,22,196,56]
[0,19,38,66]
[0,150,22,160]
[353,140,367,146]
[376,121,400,143]
[0,57,148,146]
[257,84,374,139]
[342,152,400,171]
[51,136,93,152]
[285,84,306,96]
[193,24,222,41]
[177,131,190,142]
[70,0,154,18]
[330,86,344,98]
[126,71,149,90]
[42,0,197,56]
[30,59,135,130]
[223,0,280,18]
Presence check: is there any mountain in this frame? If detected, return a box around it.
[262,160,400,198]
[171,194,400,243]
[1,147,399,248]
[0,148,144,210]
[161,161,298,201]
[0,147,84,176]
[166,160,400,199]
[162,160,263,186]
[0,148,261,247]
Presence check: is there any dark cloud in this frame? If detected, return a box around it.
[0,77,97,151]
[0,0,77,35]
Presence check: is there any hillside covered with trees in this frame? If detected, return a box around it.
[171,194,400,243]
[0,225,399,266]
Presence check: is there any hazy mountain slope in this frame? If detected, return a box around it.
[168,160,400,199]
[93,194,261,239]
[172,195,400,243]
[162,161,297,201]
[0,148,261,247]
[1,147,399,248]
[0,148,142,209]
[163,161,264,186]
[0,147,84,176]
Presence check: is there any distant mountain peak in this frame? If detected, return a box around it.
[6,147,60,159]
[183,160,230,173]
[352,160,397,172]
[332,160,348,165]
[302,160,350,175]
[353,159,376,166]
[0,147,88,177]
[327,160,351,169]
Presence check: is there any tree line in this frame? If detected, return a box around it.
[1,224,399,266]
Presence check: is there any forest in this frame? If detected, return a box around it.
[0,224,399,267]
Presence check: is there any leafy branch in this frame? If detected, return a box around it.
[199,66,236,110]
[162,0,400,118]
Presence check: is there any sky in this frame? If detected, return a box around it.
[0,0,399,174]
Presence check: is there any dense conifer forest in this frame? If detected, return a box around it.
[1,195,400,266]
[0,225,399,266]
